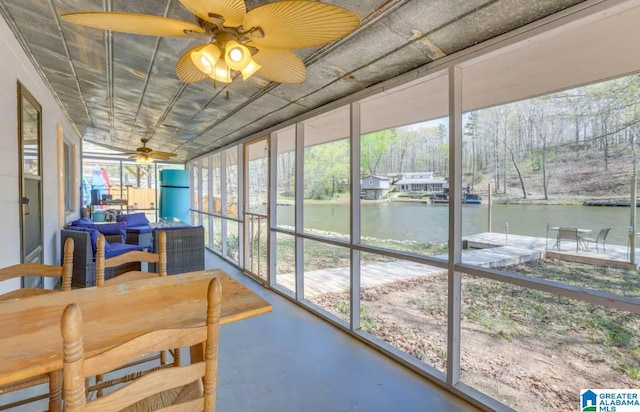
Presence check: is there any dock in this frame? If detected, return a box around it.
[464,232,636,266]
[278,232,638,297]
[583,198,640,207]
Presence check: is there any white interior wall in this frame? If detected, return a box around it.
[0,16,80,294]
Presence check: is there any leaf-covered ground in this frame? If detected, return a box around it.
[309,259,640,411]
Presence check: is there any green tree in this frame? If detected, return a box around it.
[361,129,398,175]
[304,139,350,199]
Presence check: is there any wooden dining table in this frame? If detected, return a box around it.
[0,269,272,410]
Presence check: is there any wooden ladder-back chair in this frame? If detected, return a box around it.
[94,232,175,396]
[0,237,74,412]
[96,231,167,287]
[0,237,74,301]
[61,277,222,412]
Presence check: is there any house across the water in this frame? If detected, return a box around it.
[361,175,390,200]
[394,172,447,192]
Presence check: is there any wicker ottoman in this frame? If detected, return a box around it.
[149,226,205,275]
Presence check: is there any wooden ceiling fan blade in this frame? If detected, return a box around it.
[149,152,176,159]
[243,1,360,49]
[179,0,246,27]
[176,45,211,83]
[252,47,306,84]
[60,12,204,37]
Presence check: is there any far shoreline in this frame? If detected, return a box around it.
[277,193,636,207]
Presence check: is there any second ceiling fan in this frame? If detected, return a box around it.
[125,138,177,163]
[61,0,361,85]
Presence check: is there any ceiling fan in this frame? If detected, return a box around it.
[61,0,361,85]
[126,138,177,163]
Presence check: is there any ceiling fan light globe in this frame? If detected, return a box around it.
[200,55,211,69]
[209,61,232,84]
[136,155,153,164]
[229,48,243,62]
[190,44,221,75]
[224,41,251,71]
[241,59,261,80]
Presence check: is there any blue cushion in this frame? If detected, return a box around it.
[126,225,152,234]
[71,217,94,227]
[105,243,143,259]
[95,222,127,242]
[117,213,149,227]
[67,226,105,254]
[154,225,196,231]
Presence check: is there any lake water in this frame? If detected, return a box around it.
[276,202,635,246]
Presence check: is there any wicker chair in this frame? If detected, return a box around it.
[0,238,73,412]
[150,226,205,275]
[60,278,222,411]
[60,229,141,287]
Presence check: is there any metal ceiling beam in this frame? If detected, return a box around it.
[47,0,96,138]
[304,0,413,67]
[167,83,228,139]
[103,0,114,141]
[151,82,189,137]
[128,0,173,144]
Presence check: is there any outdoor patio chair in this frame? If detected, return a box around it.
[583,228,611,252]
[60,278,221,412]
[0,238,73,411]
[554,227,582,252]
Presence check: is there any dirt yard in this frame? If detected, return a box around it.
[310,260,640,411]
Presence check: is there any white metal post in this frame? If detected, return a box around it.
[631,175,636,264]
[487,182,492,233]
[220,150,227,258]
[237,144,245,268]
[350,102,362,331]
[188,162,195,226]
[207,157,214,248]
[269,133,278,287]
[295,123,305,300]
[197,158,203,227]
[447,65,463,386]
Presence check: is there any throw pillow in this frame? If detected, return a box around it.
[94,222,127,243]
[117,212,149,227]
[67,226,111,254]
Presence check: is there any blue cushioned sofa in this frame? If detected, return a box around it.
[117,212,153,249]
[61,218,143,287]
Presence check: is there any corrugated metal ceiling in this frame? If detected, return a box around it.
[0,0,586,160]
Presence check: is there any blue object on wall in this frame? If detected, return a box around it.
[159,169,190,223]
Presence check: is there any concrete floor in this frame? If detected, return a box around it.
[0,252,478,412]
[205,252,477,412]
